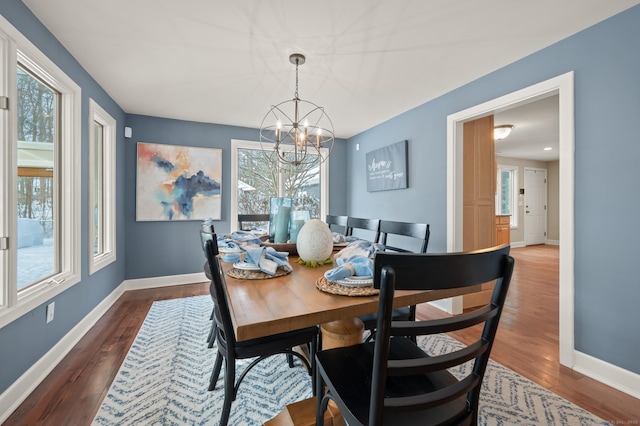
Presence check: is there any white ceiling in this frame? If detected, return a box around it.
[494,94,559,161]
[23,0,639,147]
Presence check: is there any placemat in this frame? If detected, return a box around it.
[315,276,379,297]
[227,267,291,280]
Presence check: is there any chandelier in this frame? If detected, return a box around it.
[260,53,335,166]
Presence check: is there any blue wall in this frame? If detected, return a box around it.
[123,114,348,279]
[346,6,640,374]
[0,1,127,393]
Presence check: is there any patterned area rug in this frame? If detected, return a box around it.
[92,296,609,426]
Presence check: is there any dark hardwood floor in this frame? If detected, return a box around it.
[3,245,639,424]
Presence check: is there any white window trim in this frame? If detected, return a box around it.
[496,164,519,228]
[230,139,329,232]
[88,98,116,275]
[0,16,81,329]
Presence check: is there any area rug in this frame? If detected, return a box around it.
[92,296,609,426]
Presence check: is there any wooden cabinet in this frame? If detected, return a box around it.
[496,215,511,245]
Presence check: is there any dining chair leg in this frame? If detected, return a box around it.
[208,351,223,391]
[310,339,317,396]
[313,372,324,426]
[207,322,218,348]
[287,353,295,368]
[219,355,235,426]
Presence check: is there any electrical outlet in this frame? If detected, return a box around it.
[46,302,55,324]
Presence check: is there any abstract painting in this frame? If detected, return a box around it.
[136,142,222,221]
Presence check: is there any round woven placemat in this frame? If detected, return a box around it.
[315,276,379,297]
[227,267,291,280]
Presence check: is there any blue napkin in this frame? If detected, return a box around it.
[229,231,263,251]
[220,253,241,263]
[218,240,242,252]
[331,233,360,244]
[245,246,292,276]
[334,239,384,261]
[324,255,373,282]
[332,232,347,243]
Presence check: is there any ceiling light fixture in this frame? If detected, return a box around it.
[259,53,335,166]
[494,124,514,140]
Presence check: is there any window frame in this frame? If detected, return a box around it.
[0,16,81,328]
[496,164,518,228]
[88,98,116,275]
[230,139,329,231]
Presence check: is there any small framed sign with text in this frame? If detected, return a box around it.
[365,140,408,192]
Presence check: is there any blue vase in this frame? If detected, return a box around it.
[269,198,292,243]
[289,210,311,243]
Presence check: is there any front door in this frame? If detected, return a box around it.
[524,167,547,245]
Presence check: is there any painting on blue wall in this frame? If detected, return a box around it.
[136,142,222,221]
[365,140,408,192]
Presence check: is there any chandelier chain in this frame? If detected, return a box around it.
[294,58,300,100]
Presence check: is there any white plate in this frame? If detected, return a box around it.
[233,261,261,271]
[336,276,374,288]
[333,242,348,247]
[219,246,242,253]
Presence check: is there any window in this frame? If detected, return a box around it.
[0,16,81,327]
[230,139,328,231]
[88,99,116,275]
[496,165,518,227]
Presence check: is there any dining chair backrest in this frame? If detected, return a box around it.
[369,245,514,424]
[325,215,348,234]
[346,217,380,242]
[238,213,270,231]
[204,239,237,351]
[200,221,215,255]
[378,220,430,253]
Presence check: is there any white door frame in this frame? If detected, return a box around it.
[445,72,575,368]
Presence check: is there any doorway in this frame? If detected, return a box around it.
[446,72,575,368]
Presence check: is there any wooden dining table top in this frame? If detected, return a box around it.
[221,255,480,341]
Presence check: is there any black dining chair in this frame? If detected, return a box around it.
[200,221,218,348]
[359,220,431,340]
[346,217,380,243]
[237,213,270,231]
[325,214,348,234]
[204,239,319,426]
[315,245,514,426]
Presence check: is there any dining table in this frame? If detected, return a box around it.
[220,255,481,342]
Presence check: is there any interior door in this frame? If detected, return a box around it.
[463,115,496,251]
[462,115,495,309]
[524,167,547,245]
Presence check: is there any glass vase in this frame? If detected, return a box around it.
[289,210,311,243]
[269,197,292,243]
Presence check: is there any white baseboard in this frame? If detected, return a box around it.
[510,241,526,248]
[0,283,126,424]
[0,272,207,423]
[574,350,640,400]
[124,272,207,291]
[546,239,560,246]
